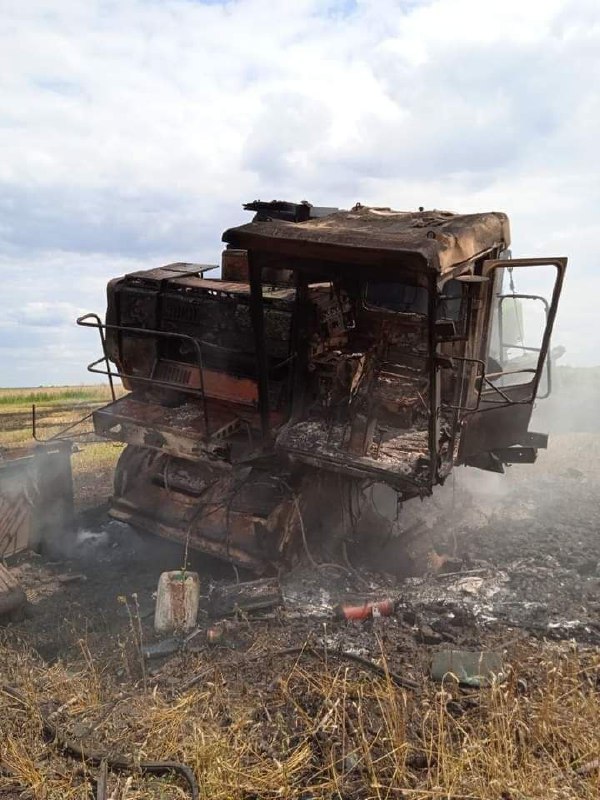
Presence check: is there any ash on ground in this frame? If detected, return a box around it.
[3,433,599,674]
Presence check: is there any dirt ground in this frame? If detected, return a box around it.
[4,432,598,662]
[1,431,599,799]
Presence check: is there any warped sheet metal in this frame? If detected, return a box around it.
[0,441,74,559]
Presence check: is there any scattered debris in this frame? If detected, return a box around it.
[2,430,600,798]
[454,575,485,595]
[206,625,225,644]
[143,638,181,660]
[431,649,505,687]
[56,572,87,584]
[183,627,205,650]
[206,620,248,649]
[208,577,282,617]
[416,624,443,645]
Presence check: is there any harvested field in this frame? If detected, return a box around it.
[1,635,599,800]
[0,386,117,407]
[1,382,600,799]
[0,385,124,511]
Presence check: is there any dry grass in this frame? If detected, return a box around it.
[0,383,124,509]
[0,384,125,445]
[71,441,124,510]
[0,637,598,799]
[0,385,119,407]
[1,382,599,797]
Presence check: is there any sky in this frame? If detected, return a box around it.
[0,0,599,386]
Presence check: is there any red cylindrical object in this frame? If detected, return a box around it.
[336,599,395,621]
[207,626,224,643]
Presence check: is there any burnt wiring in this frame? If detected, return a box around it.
[359,479,395,539]
[270,476,363,581]
[337,479,375,586]
[183,475,246,570]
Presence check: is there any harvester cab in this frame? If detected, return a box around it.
[78,202,566,573]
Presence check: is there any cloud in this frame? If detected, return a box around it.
[0,0,599,385]
[12,301,84,328]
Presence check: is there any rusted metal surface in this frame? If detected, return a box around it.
[209,578,282,617]
[0,443,73,619]
[0,442,74,560]
[276,421,431,493]
[125,262,218,282]
[93,395,286,462]
[223,207,510,274]
[221,248,249,282]
[80,200,567,573]
[109,445,299,571]
[0,471,32,559]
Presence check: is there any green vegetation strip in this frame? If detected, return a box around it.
[0,388,114,407]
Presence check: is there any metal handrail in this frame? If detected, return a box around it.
[479,368,538,406]
[77,313,211,435]
[32,404,97,443]
[442,356,486,412]
[497,291,552,401]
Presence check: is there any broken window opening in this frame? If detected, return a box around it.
[364,281,429,316]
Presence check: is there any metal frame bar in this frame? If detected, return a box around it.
[479,257,566,407]
[290,271,310,422]
[32,404,98,443]
[497,293,552,400]
[247,254,271,441]
[427,272,439,485]
[442,356,486,412]
[378,347,430,376]
[479,372,532,405]
[77,313,211,435]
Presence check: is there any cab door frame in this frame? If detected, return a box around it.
[457,256,566,464]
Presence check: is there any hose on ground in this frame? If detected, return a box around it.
[1,685,199,800]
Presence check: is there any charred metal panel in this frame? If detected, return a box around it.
[0,442,74,558]
[458,402,534,460]
[107,274,297,379]
[276,420,431,493]
[110,447,300,572]
[223,207,510,274]
[492,446,538,464]
[94,396,240,461]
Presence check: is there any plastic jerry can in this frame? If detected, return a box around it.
[154,570,200,634]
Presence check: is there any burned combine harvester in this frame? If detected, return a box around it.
[79,202,566,572]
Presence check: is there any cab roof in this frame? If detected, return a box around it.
[222,206,510,275]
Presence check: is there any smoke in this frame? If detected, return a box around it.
[531,365,600,435]
[350,364,600,577]
[0,443,75,561]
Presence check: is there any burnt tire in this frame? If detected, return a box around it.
[113,445,163,498]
